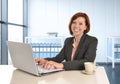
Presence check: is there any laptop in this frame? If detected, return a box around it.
[6,41,64,76]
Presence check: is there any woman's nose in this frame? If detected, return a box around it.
[74,23,79,28]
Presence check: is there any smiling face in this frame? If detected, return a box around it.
[71,17,87,37]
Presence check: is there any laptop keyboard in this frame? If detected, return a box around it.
[37,65,64,74]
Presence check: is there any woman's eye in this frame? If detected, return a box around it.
[79,23,82,25]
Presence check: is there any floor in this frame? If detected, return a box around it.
[97,63,120,84]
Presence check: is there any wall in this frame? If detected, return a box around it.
[28,0,120,62]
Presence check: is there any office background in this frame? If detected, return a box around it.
[28,0,120,63]
[0,0,120,64]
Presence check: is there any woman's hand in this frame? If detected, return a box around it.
[35,58,64,70]
[43,61,64,70]
[35,58,48,65]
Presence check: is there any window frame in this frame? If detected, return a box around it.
[0,0,28,64]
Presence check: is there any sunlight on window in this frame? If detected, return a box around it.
[8,0,23,24]
[8,25,23,42]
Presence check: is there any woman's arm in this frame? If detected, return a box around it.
[44,38,70,62]
[35,38,69,69]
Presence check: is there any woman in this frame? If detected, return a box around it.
[35,12,98,70]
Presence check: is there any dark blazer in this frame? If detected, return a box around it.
[46,34,98,70]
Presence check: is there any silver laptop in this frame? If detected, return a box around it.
[6,41,64,76]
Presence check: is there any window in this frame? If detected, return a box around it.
[8,0,23,42]
[0,0,28,64]
[8,0,23,24]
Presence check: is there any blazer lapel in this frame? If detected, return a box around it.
[74,34,86,58]
[67,38,74,61]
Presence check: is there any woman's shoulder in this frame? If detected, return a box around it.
[65,37,74,41]
[66,37,74,40]
[64,37,74,43]
[84,34,98,42]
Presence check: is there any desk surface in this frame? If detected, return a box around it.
[0,65,109,84]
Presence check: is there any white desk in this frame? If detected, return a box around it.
[0,65,109,84]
